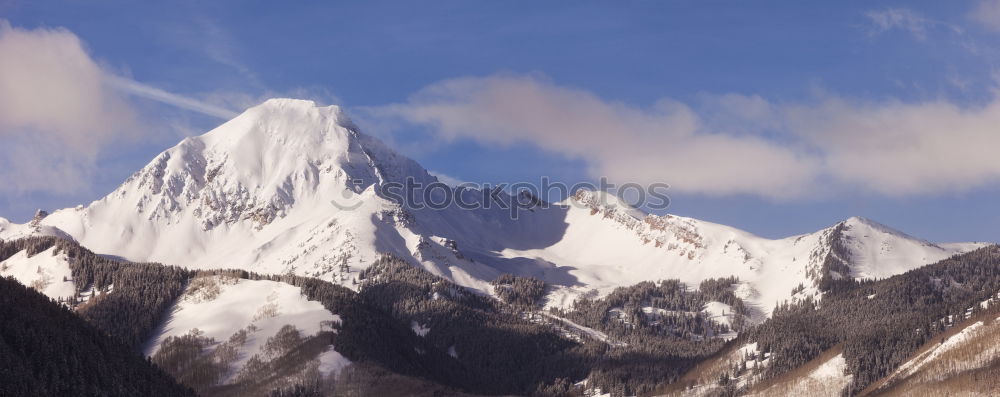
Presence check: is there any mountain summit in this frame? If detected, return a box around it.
[0,99,985,318]
[111,98,431,230]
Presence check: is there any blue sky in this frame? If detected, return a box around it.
[1,1,999,242]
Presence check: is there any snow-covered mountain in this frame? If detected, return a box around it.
[0,98,986,318]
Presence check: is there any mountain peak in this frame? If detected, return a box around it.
[844,216,879,226]
[260,97,321,107]
[841,216,915,240]
[844,215,867,224]
[91,98,397,232]
[251,98,348,120]
[201,98,350,144]
[67,96,443,240]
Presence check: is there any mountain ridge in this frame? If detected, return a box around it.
[0,98,987,319]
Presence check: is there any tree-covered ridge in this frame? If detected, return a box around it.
[208,257,742,396]
[0,237,191,349]
[172,263,586,396]
[491,273,547,308]
[736,245,1000,395]
[0,275,196,397]
[556,276,749,341]
[357,256,594,395]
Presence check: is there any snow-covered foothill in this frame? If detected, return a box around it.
[0,246,76,302]
[146,276,348,380]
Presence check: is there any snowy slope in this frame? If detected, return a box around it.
[871,309,1000,395]
[834,216,981,279]
[0,246,76,301]
[33,99,427,280]
[146,275,350,383]
[503,192,982,314]
[747,353,852,397]
[4,98,986,320]
[0,238,354,389]
[0,212,75,242]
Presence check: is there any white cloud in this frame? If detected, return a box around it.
[0,22,136,145]
[971,0,1000,31]
[0,21,138,194]
[375,75,820,199]
[374,74,1000,199]
[785,97,1000,196]
[0,21,239,195]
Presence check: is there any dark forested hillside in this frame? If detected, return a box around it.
[210,259,598,396]
[491,273,547,308]
[199,257,735,396]
[357,257,594,395]
[0,237,191,348]
[550,276,749,395]
[178,262,591,397]
[557,276,748,341]
[729,245,1000,395]
[0,275,196,397]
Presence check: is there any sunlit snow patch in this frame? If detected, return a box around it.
[0,246,76,302]
[147,276,348,381]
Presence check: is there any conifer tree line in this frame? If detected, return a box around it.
[491,273,547,308]
[739,245,1000,395]
[0,237,190,349]
[554,276,749,341]
[817,223,861,293]
[0,275,196,397]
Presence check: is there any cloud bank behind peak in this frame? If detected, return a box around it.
[371,74,1000,199]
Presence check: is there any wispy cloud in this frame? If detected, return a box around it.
[194,18,262,87]
[864,8,961,40]
[154,17,262,88]
[105,75,238,119]
[373,74,1000,199]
